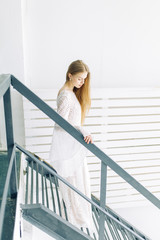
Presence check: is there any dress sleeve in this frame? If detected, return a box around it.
[57,95,70,121]
[57,94,91,137]
[76,126,91,138]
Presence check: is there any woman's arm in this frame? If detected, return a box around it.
[57,95,70,120]
[57,94,93,144]
[76,126,93,144]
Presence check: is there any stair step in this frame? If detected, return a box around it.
[21,203,94,240]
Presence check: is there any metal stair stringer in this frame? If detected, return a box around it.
[21,203,94,240]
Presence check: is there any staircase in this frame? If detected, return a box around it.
[19,150,150,240]
[0,74,159,240]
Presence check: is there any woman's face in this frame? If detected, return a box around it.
[69,71,88,88]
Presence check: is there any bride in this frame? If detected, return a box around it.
[49,60,94,234]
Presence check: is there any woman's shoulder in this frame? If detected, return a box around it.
[57,88,74,98]
[57,89,74,105]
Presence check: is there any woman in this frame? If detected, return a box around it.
[49,60,94,234]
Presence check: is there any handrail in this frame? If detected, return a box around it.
[10,75,160,210]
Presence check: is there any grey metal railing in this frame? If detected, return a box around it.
[0,74,158,239]
[92,195,149,240]
[17,144,149,240]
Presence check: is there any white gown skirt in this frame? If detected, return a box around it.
[49,128,94,230]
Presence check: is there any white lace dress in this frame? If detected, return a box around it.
[49,89,94,231]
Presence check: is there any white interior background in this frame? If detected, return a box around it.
[22,0,160,89]
[1,0,160,239]
[0,0,25,148]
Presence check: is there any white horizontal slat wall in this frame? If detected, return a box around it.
[23,88,160,208]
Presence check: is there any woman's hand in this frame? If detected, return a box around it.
[84,135,93,144]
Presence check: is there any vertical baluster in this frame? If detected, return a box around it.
[99,162,107,240]
[30,161,34,204]
[100,210,110,240]
[62,200,68,221]
[93,206,109,240]
[104,226,110,240]
[41,167,44,205]
[36,163,39,204]
[25,162,29,204]
[86,228,90,236]
[92,206,99,234]
[119,227,128,240]
[110,219,122,240]
[124,228,136,240]
[54,176,62,217]
[49,174,56,212]
[44,175,49,208]
[106,217,117,240]
[93,232,97,240]
[115,219,129,240]
[115,218,133,240]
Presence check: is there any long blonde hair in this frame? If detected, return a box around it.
[66,60,91,125]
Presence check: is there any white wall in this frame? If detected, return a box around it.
[22,0,160,89]
[115,204,160,240]
[0,0,25,149]
[0,0,24,80]
[102,0,160,88]
[22,0,104,88]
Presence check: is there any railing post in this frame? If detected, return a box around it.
[99,161,107,240]
[3,87,17,198]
